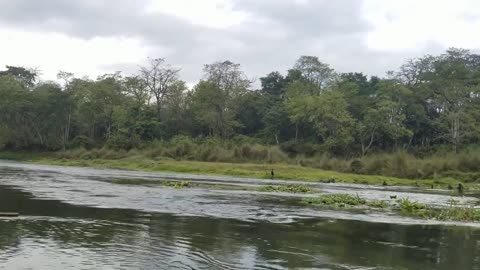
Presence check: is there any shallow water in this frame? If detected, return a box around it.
[0,161,479,269]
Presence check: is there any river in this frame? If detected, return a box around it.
[0,161,479,269]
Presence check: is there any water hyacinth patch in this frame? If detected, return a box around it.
[258,184,312,193]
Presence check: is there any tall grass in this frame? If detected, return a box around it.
[56,137,289,164]
[47,137,480,181]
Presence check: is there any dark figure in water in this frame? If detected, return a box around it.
[382,180,388,186]
[457,183,464,194]
[271,169,274,179]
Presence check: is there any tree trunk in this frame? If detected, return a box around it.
[361,128,376,156]
[451,114,460,153]
[295,123,299,143]
[62,112,71,152]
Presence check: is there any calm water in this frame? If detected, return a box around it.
[0,161,479,269]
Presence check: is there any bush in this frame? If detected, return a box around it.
[457,152,480,171]
[69,135,95,150]
[165,136,195,159]
[391,151,411,178]
[106,133,141,150]
[280,141,320,157]
[267,146,289,163]
[350,159,364,173]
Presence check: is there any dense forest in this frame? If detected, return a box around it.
[0,48,479,162]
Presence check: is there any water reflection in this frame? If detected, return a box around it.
[0,185,479,269]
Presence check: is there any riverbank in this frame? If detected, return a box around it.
[0,151,473,189]
[1,158,479,225]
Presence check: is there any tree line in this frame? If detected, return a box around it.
[0,48,479,157]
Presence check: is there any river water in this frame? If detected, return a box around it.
[0,161,479,269]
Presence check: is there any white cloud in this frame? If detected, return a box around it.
[144,0,248,28]
[1,0,480,84]
[0,26,152,80]
[363,0,480,51]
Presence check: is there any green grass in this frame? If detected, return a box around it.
[0,151,474,189]
[396,198,428,217]
[303,194,388,209]
[97,178,192,189]
[110,178,315,194]
[108,178,258,192]
[303,194,480,222]
[366,200,389,209]
[257,184,313,193]
[303,194,367,208]
[395,198,480,222]
[164,181,190,189]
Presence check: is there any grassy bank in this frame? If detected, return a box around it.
[304,194,480,222]
[0,151,472,189]
[3,141,478,182]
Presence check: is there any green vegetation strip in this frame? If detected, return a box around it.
[109,179,191,188]
[106,178,316,193]
[396,198,480,222]
[0,152,471,189]
[303,194,388,209]
[257,184,313,193]
[304,194,480,222]
[108,178,253,191]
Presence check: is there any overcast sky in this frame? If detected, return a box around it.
[1,0,480,85]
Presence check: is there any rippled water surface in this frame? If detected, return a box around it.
[1,161,479,269]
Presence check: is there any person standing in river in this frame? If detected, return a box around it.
[271,169,274,179]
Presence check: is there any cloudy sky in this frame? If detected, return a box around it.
[1,0,480,85]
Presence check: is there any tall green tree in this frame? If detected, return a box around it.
[293,56,336,91]
[140,58,180,118]
[190,61,250,138]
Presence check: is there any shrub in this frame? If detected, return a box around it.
[106,132,141,150]
[267,146,289,163]
[166,136,195,159]
[280,141,319,157]
[350,159,364,173]
[69,135,95,150]
[391,151,410,178]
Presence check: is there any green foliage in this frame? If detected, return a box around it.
[260,71,287,98]
[303,194,366,208]
[367,200,389,209]
[69,136,95,149]
[435,205,480,222]
[396,198,480,222]
[164,181,190,189]
[349,159,364,173]
[0,66,37,88]
[106,132,141,150]
[1,49,480,165]
[396,198,427,217]
[258,184,312,193]
[280,141,320,156]
[293,56,335,90]
[303,194,480,222]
